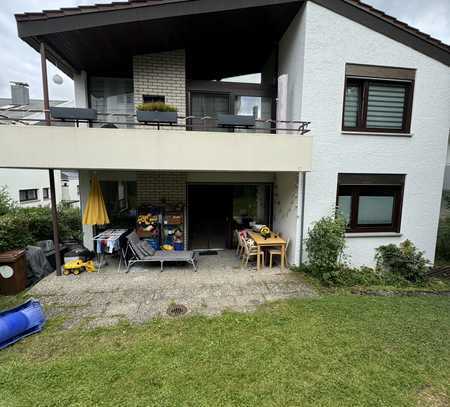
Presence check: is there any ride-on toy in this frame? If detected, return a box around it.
[63,250,96,275]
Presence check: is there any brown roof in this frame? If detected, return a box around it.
[15,0,190,21]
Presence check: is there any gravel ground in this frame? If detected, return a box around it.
[30,251,317,329]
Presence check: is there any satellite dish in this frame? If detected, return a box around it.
[52,74,63,85]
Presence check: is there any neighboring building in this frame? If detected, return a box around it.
[1,0,449,266]
[0,82,67,207]
[61,171,80,207]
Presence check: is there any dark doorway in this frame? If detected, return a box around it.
[188,183,273,250]
[188,185,233,250]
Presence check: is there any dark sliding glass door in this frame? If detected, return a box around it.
[190,93,231,131]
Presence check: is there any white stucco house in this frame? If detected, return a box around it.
[1,0,449,267]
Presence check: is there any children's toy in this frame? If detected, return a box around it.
[63,250,96,275]
[0,299,46,350]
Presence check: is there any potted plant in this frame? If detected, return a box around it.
[136,102,178,125]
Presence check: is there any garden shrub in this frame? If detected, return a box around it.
[333,266,384,287]
[0,188,82,251]
[0,212,34,252]
[0,186,14,216]
[58,206,83,242]
[436,216,450,262]
[443,191,450,210]
[20,207,54,242]
[304,215,347,284]
[375,240,429,283]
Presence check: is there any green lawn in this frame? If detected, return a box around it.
[0,295,449,407]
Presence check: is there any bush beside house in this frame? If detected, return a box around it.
[0,188,82,252]
[300,213,435,288]
[436,216,450,262]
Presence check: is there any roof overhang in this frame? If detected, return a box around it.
[15,0,450,79]
[16,0,304,79]
[311,0,450,67]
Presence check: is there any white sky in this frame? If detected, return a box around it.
[0,0,449,101]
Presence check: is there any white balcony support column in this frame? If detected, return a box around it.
[273,171,305,266]
[79,170,94,250]
[295,171,307,266]
[74,70,88,108]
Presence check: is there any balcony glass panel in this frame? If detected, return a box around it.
[89,77,134,128]
[234,96,272,131]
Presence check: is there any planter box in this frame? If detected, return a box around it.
[217,114,255,128]
[136,110,177,124]
[50,107,97,121]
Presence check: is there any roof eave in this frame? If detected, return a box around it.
[311,0,450,67]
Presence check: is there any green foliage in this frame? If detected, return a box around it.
[0,189,82,252]
[332,266,384,287]
[58,206,83,242]
[136,102,177,112]
[1,296,450,406]
[375,240,429,283]
[0,186,15,216]
[20,207,54,242]
[301,215,430,287]
[0,212,34,252]
[436,216,450,262]
[443,190,450,210]
[304,215,347,283]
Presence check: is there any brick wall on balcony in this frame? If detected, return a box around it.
[137,171,187,206]
[133,49,186,118]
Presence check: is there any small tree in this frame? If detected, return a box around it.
[0,186,14,216]
[305,214,347,283]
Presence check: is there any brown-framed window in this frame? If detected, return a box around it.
[336,174,405,233]
[342,78,414,133]
[19,189,38,202]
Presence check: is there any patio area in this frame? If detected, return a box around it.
[30,251,317,329]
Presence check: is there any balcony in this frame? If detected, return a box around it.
[0,109,312,172]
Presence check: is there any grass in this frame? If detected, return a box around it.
[0,295,449,406]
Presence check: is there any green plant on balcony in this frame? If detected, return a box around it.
[136,102,177,112]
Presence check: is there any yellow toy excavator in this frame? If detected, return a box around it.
[63,250,96,275]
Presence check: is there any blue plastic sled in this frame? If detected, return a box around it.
[0,299,46,350]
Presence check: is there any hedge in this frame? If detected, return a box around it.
[0,206,82,252]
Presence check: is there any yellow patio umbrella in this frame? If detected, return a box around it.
[82,176,110,225]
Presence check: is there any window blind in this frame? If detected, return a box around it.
[343,85,360,127]
[366,83,406,129]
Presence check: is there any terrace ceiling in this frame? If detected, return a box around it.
[16,0,304,79]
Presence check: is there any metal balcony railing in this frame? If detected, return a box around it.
[0,108,311,135]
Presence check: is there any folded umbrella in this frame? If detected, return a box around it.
[82,175,110,225]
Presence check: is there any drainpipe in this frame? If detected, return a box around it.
[40,42,62,277]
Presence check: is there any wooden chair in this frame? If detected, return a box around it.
[269,238,290,269]
[241,238,264,268]
[236,230,247,259]
[234,230,243,257]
